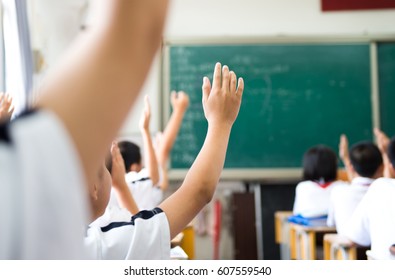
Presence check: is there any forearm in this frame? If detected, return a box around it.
[113,184,139,215]
[342,157,354,181]
[142,130,160,185]
[184,124,231,203]
[383,154,395,178]
[157,108,186,164]
[160,124,231,238]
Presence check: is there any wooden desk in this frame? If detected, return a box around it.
[171,232,184,248]
[180,223,194,260]
[323,234,369,260]
[274,211,293,260]
[324,234,355,260]
[290,223,336,260]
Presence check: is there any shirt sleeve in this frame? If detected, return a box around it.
[344,193,371,246]
[9,110,89,259]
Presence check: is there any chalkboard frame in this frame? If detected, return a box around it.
[161,36,395,180]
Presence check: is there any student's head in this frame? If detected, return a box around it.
[302,145,337,182]
[349,141,383,178]
[89,162,112,220]
[388,136,395,171]
[118,141,142,173]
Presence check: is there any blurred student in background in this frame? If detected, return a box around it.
[327,134,383,235]
[346,135,395,260]
[293,145,347,218]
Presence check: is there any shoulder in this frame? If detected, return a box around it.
[126,168,151,184]
[1,110,89,259]
[370,177,395,188]
[367,178,395,195]
[86,208,170,259]
[331,180,350,191]
[296,180,314,188]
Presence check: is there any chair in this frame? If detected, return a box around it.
[274,211,293,259]
[290,223,336,259]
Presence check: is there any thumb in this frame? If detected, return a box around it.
[202,77,211,103]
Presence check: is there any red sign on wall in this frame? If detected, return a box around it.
[322,0,395,11]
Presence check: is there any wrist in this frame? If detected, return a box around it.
[173,106,187,115]
[140,127,150,135]
[207,121,233,136]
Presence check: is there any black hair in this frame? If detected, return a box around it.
[302,145,337,182]
[388,136,395,168]
[118,141,141,173]
[349,141,383,178]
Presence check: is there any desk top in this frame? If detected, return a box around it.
[291,223,336,233]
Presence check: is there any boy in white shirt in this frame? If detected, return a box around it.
[108,92,189,211]
[327,135,383,235]
[346,136,395,260]
[85,63,244,259]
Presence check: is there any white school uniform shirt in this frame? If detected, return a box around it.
[327,177,373,236]
[0,110,89,259]
[345,178,395,260]
[85,206,170,259]
[293,180,348,218]
[109,168,163,210]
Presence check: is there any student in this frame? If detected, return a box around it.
[108,95,161,211]
[109,92,189,211]
[0,1,170,259]
[105,141,140,216]
[0,92,14,122]
[85,63,244,259]
[293,145,347,218]
[327,135,383,235]
[346,136,395,260]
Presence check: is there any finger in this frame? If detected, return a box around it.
[374,127,380,137]
[170,91,177,104]
[8,106,14,115]
[340,134,345,144]
[212,62,221,89]
[110,141,117,155]
[222,65,230,92]
[236,77,244,97]
[229,71,237,93]
[202,76,211,103]
[144,95,151,115]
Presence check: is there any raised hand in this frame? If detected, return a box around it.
[202,63,244,128]
[170,91,189,113]
[339,134,350,162]
[139,95,151,132]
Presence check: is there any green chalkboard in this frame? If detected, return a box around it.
[378,42,395,138]
[166,43,372,170]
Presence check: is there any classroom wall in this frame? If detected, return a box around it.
[28,0,395,136]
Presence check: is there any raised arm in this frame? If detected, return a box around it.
[139,96,160,185]
[159,63,244,238]
[156,91,189,166]
[110,141,139,215]
[339,134,354,181]
[36,1,169,185]
[374,128,394,178]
